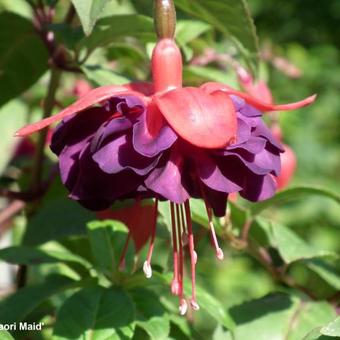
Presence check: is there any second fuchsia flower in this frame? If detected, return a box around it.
[16,2,315,315]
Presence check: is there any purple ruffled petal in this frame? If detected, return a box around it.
[252,120,284,151]
[133,109,177,157]
[203,186,228,217]
[240,174,277,201]
[92,134,161,176]
[229,136,266,154]
[144,150,189,203]
[105,95,145,116]
[51,107,111,155]
[235,117,251,144]
[90,117,133,153]
[253,145,281,176]
[231,95,262,117]
[69,144,143,209]
[196,154,242,193]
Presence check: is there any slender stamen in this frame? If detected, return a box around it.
[184,200,199,311]
[176,204,184,298]
[204,202,224,261]
[198,180,225,261]
[170,202,180,295]
[119,232,131,272]
[180,204,188,245]
[143,199,159,279]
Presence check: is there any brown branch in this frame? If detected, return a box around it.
[0,200,25,233]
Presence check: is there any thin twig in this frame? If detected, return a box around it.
[241,217,254,244]
[0,200,25,232]
[29,69,61,193]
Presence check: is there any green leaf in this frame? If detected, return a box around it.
[0,275,78,324]
[87,220,116,275]
[229,293,336,340]
[129,288,170,340]
[250,186,340,215]
[78,14,154,53]
[0,330,14,340]
[292,301,337,340]
[176,20,211,46]
[23,196,96,246]
[184,65,235,84]
[184,284,235,331]
[270,223,336,264]
[82,64,130,86]
[176,20,211,60]
[174,0,259,71]
[303,328,330,340]
[306,259,340,291]
[0,100,27,174]
[213,325,230,340]
[0,0,32,18]
[53,286,135,340]
[71,0,111,36]
[321,317,340,337]
[190,199,209,227]
[0,12,48,107]
[0,246,91,268]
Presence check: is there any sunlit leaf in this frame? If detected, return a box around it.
[71,0,111,35]
[53,286,135,340]
[321,317,340,337]
[0,246,91,268]
[0,330,14,340]
[129,288,170,340]
[0,275,79,324]
[82,64,130,86]
[228,293,335,340]
[250,187,340,215]
[174,0,259,71]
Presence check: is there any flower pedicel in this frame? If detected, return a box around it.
[16,0,315,315]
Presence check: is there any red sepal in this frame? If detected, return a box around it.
[202,82,316,112]
[15,83,152,137]
[96,202,154,252]
[154,87,237,149]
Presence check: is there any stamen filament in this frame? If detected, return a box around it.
[176,204,184,297]
[184,200,199,310]
[143,199,159,279]
[180,204,188,245]
[170,202,180,295]
[198,181,225,262]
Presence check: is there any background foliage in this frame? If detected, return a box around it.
[0,0,339,339]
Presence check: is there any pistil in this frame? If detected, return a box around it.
[184,200,199,311]
[170,202,180,295]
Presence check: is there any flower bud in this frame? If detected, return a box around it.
[154,0,176,39]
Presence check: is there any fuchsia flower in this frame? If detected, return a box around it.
[16,12,315,315]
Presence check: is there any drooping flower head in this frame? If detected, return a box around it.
[16,0,315,315]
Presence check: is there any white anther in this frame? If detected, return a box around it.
[179,299,188,315]
[143,261,152,279]
[216,248,224,261]
[190,300,200,311]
